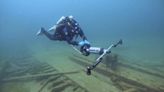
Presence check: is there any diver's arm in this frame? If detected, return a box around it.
[67,18,87,40]
[78,28,87,40]
[65,36,79,46]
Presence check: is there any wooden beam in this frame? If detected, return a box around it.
[2,71,80,82]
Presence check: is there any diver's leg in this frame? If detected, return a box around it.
[40,27,57,40]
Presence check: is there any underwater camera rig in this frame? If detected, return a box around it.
[72,39,123,75]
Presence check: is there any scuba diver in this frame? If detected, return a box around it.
[36,15,123,75]
[36,16,89,46]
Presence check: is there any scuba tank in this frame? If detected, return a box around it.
[56,16,65,24]
[48,16,65,31]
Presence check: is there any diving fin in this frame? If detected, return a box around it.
[36,27,45,36]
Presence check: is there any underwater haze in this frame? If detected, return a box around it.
[0,0,164,92]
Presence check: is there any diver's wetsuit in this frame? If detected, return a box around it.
[41,21,87,46]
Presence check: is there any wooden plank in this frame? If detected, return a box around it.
[2,71,79,82]
[69,57,164,92]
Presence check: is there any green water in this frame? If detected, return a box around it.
[0,0,164,92]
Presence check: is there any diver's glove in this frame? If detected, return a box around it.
[78,40,90,46]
